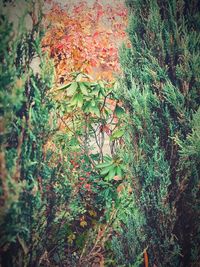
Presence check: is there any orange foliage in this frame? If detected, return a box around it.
[42,0,128,83]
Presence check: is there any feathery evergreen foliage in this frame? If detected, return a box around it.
[112,0,200,266]
[0,4,71,266]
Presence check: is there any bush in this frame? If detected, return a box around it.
[112,0,200,266]
[0,3,71,266]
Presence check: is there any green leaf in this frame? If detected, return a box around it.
[79,83,89,95]
[104,155,112,161]
[110,129,124,141]
[65,104,74,112]
[70,93,79,106]
[96,161,113,169]
[114,105,125,118]
[91,99,96,107]
[67,82,78,96]
[90,105,100,117]
[27,161,38,167]
[120,163,126,171]
[91,86,100,96]
[116,165,123,177]
[77,93,83,108]
[56,83,72,91]
[100,166,113,176]
[99,80,105,88]
[83,101,91,113]
[105,166,116,181]
[82,81,91,87]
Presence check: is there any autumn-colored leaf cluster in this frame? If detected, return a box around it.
[42,0,128,83]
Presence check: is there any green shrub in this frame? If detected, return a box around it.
[0,4,71,266]
[112,0,200,266]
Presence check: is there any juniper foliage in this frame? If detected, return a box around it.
[0,4,71,266]
[112,0,200,266]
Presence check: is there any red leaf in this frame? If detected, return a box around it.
[103,125,111,136]
[84,183,91,191]
[97,10,104,18]
[93,31,99,38]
